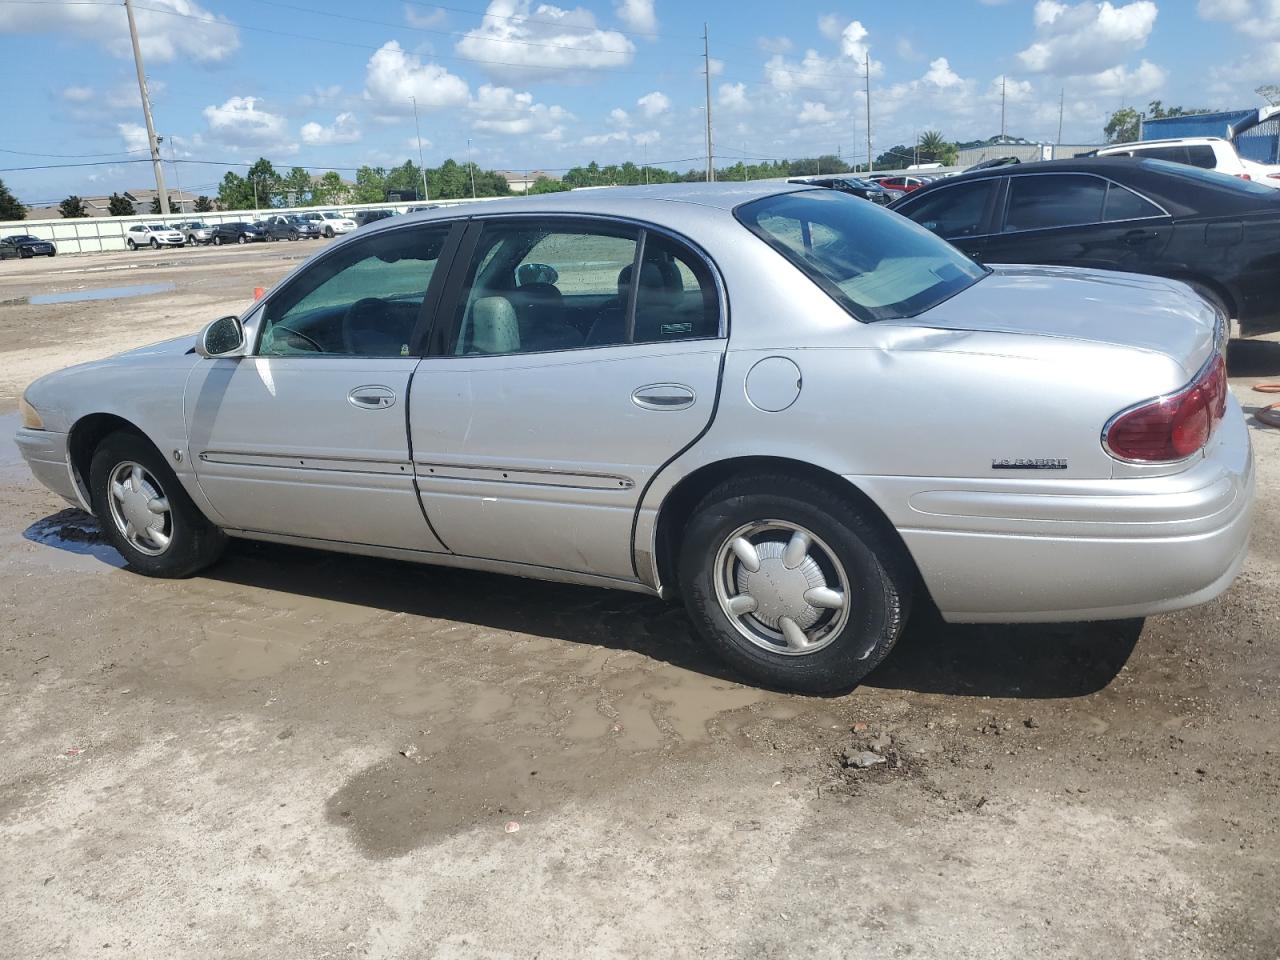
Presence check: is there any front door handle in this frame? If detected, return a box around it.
[348,384,397,410]
[632,383,696,411]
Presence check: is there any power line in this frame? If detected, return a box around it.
[0,146,151,159]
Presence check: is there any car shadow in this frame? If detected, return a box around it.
[24,508,1140,700]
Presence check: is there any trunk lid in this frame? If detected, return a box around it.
[902,264,1221,379]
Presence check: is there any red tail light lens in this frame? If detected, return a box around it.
[1105,355,1227,462]
[1237,173,1252,181]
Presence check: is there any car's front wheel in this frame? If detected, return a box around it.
[150,238,159,249]
[324,227,334,238]
[213,235,223,246]
[90,431,226,577]
[237,234,247,244]
[678,475,913,694]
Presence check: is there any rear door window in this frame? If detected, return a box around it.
[1102,182,1165,221]
[1003,174,1106,231]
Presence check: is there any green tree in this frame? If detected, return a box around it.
[917,131,958,165]
[1257,84,1280,106]
[1145,100,1210,120]
[1104,106,1141,143]
[59,195,88,218]
[280,166,313,207]
[193,195,213,213]
[246,157,281,207]
[108,193,136,216]
[353,165,388,203]
[312,171,347,205]
[0,178,26,220]
[385,160,426,200]
[148,194,176,214]
[528,176,571,194]
[217,171,254,211]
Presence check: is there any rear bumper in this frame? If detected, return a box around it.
[14,428,83,508]
[854,400,1255,623]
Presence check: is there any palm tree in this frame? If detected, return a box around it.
[918,130,949,162]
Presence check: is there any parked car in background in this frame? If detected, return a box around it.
[313,211,357,237]
[1090,137,1280,187]
[210,221,267,245]
[355,209,396,227]
[890,156,1280,336]
[126,223,185,250]
[787,175,895,205]
[0,234,56,258]
[285,215,322,239]
[406,204,441,213]
[177,221,214,245]
[964,156,1022,173]
[257,215,318,241]
[15,183,1253,693]
[868,175,931,193]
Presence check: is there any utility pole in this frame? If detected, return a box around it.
[466,138,476,198]
[643,140,649,184]
[1000,75,1007,143]
[1057,87,1065,147]
[410,96,430,201]
[703,23,715,182]
[124,0,169,215]
[864,52,873,174]
[160,136,183,214]
[252,176,259,211]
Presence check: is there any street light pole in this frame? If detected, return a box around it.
[466,138,476,198]
[410,95,430,201]
[124,0,169,215]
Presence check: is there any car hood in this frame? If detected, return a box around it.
[901,264,1220,379]
[111,334,198,360]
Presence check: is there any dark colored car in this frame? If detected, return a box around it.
[257,215,320,241]
[210,221,267,246]
[787,176,894,205]
[963,156,1021,173]
[890,157,1280,335]
[355,209,395,228]
[1,234,56,259]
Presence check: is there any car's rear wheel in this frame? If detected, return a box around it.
[90,431,226,578]
[127,239,136,250]
[678,475,913,694]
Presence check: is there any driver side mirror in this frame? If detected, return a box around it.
[196,315,247,358]
[516,262,559,286]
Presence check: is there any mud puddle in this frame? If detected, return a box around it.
[11,282,178,305]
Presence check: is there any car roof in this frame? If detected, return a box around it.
[899,156,1280,217]
[1100,136,1227,150]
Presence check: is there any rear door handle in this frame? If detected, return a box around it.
[1123,229,1159,245]
[632,383,696,411]
[348,384,397,410]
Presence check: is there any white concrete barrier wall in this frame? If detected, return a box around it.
[0,198,500,256]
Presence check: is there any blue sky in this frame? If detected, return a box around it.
[0,0,1266,204]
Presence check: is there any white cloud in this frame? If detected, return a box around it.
[637,90,670,118]
[1017,0,1159,74]
[364,41,470,110]
[581,129,630,146]
[405,3,447,28]
[1076,58,1167,96]
[202,96,292,149]
[609,106,631,127]
[718,82,749,110]
[0,0,238,63]
[922,57,963,88]
[467,83,571,135]
[61,86,95,104]
[758,35,793,54]
[797,101,838,124]
[456,0,635,80]
[300,112,361,146]
[632,129,660,146]
[1197,0,1250,16]
[118,122,150,153]
[614,0,656,32]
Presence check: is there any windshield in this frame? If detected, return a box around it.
[735,190,987,322]
[148,223,169,231]
[322,212,341,219]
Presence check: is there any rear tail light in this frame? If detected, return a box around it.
[1237,173,1252,181]
[1104,354,1228,463]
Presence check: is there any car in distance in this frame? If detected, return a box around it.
[0,234,56,258]
[285,215,322,239]
[355,209,396,228]
[406,204,441,213]
[787,175,895,204]
[313,211,357,237]
[868,174,931,193]
[1089,136,1280,187]
[177,221,214,245]
[256,215,314,241]
[210,221,267,245]
[15,183,1253,693]
[125,223,185,250]
[890,156,1280,337]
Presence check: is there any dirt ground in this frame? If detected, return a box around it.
[0,246,1277,959]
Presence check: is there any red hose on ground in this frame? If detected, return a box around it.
[1254,383,1280,428]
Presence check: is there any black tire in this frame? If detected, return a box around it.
[150,238,159,249]
[237,234,247,244]
[127,239,136,250]
[47,251,56,258]
[324,227,334,238]
[214,235,223,246]
[288,231,298,241]
[89,431,226,578]
[20,249,31,259]
[677,474,913,694]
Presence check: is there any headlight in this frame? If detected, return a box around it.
[19,395,44,430]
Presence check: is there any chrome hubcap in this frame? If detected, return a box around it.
[713,520,850,656]
[106,461,172,556]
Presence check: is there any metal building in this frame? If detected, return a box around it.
[1141,107,1280,164]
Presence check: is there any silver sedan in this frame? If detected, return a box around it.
[15,183,1254,692]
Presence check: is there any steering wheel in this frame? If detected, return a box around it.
[342,297,396,355]
[269,324,324,353]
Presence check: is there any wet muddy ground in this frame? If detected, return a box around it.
[1,248,1278,958]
